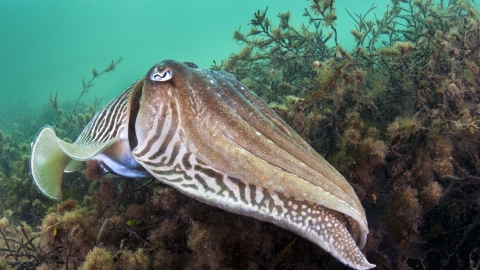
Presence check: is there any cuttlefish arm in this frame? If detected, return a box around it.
[211,70,368,246]
[133,60,374,269]
[30,79,149,200]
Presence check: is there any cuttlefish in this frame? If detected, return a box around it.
[30,60,375,269]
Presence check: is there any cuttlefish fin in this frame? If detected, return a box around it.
[30,125,119,200]
[65,160,82,173]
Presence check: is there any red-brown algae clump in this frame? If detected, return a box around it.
[79,247,115,270]
[115,249,150,270]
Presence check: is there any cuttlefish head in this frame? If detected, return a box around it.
[133,60,182,143]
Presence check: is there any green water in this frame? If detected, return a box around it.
[0,0,382,131]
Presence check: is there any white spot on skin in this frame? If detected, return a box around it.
[256,131,261,136]
[255,187,264,204]
[262,199,270,210]
[36,156,45,165]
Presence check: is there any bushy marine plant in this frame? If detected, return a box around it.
[0,59,126,269]
[215,0,480,268]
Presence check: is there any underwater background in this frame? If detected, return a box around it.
[1,0,480,269]
[0,0,381,131]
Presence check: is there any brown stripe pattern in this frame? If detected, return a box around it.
[131,86,366,268]
[75,81,138,145]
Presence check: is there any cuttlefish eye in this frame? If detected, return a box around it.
[151,68,173,81]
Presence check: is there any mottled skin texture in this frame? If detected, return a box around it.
[132,60,374,269]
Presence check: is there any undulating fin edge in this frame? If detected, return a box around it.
[30,125,119,200]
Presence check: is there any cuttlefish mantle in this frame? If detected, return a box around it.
[30,60,375,269]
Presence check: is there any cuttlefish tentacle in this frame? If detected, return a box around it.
[134,141,370,268]
[205,70,368,246]
[30,79,149,200]
[133,60,374,269]
[221,70,363,199]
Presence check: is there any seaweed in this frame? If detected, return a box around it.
[73,56,123,113]
[215,0,480,268]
